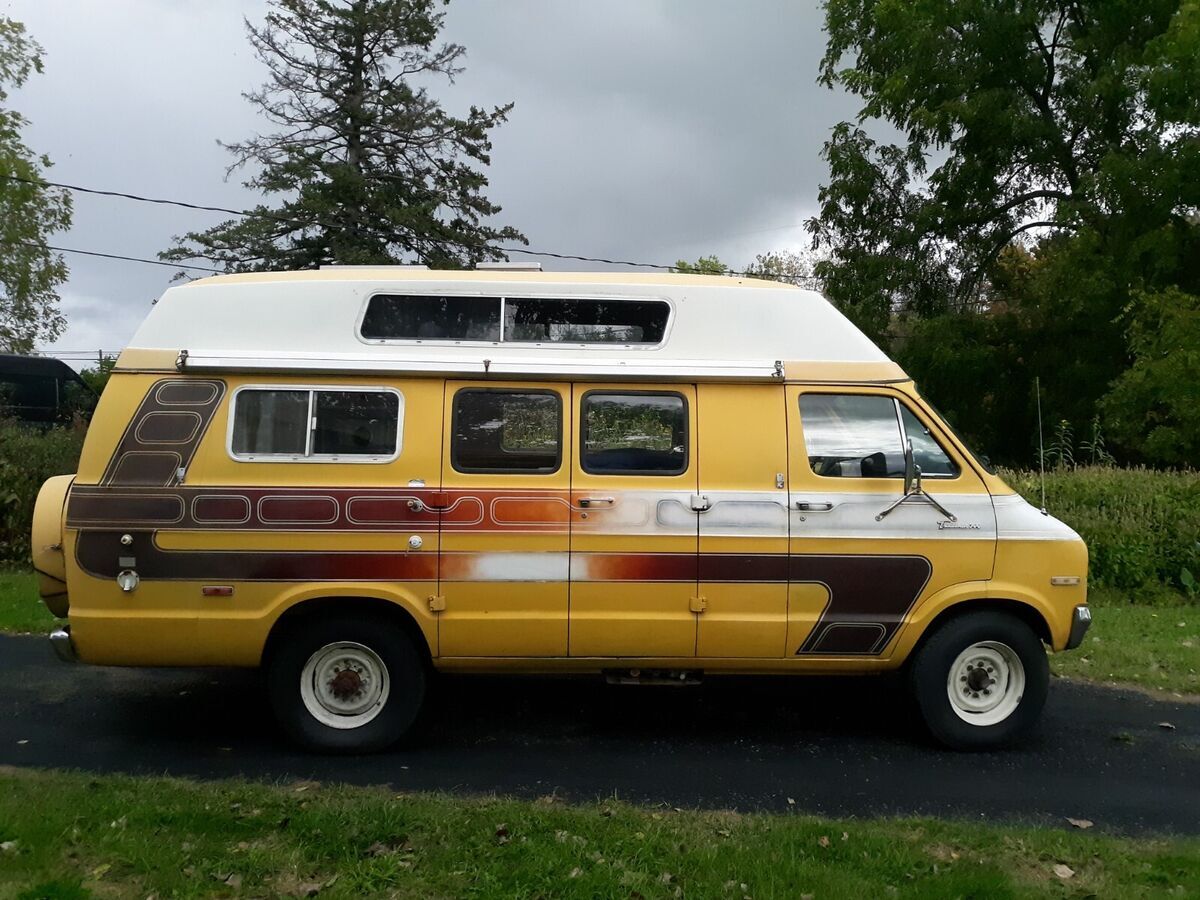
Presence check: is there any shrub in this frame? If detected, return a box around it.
[0,418,84,566]
[1001,466,1200,597]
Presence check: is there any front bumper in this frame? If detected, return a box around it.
[49,625,77,663]
[1064,605,1092,650]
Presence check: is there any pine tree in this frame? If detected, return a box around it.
[162,0,525,272]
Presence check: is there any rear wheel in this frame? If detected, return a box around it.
[267,614,426,753]
[910,610,1048,750]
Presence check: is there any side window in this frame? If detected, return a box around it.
[452,389,562,473]
[360,295,501,342]
[581,392,687,475]
[799,394,904,478]
[899,405,958,478]
[230,387,401,461]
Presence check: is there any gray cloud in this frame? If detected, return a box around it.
[6,0,856,358]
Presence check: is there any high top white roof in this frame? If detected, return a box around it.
[125,269,898,381]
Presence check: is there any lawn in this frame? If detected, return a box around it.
[0,570,58,635]
[1051,587,1199,695]
[0,768,1196,899]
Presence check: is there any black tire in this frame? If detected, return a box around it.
[266,614,427,753]
[909,610,1049,750]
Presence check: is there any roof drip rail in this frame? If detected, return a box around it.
[174,349,785,381]
[318,264,429,270]
[475,262,543,272]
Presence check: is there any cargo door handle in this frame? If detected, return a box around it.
[795,501,834,512]
[577,497,615,508]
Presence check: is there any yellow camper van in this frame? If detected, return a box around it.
[32,267,1090,751]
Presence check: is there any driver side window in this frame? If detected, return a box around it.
[799,393,906,478]
[799,393,957,479]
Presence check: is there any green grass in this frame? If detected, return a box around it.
[0,768,1196,899]
[1050,586,1199,695]
[0,570,58,635]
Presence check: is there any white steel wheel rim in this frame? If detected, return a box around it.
[300,641,390,729]
[946,641,1025,727]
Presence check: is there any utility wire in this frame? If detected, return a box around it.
[1,172,819,283]
[3,239,223,273]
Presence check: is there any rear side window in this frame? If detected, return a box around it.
[581,392,688,475]
[360,294,669,345]
[799,394,956,478]
[230,387,401,461]
[504,298,668,344]
[452,389,562,473]
[360,295,501,342]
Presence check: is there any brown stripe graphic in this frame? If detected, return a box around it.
[792,554,932,655]
[73,529,931,657]
[67,486,568,532]
[76,531,438,582]
[101,379,226,487]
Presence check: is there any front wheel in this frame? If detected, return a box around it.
[910,611,1049,750]
[266,614,427,753]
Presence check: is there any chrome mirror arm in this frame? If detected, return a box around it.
[875,488,957,523]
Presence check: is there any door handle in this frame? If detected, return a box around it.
[577,497,615,508]
[407,498,452,514]
[795,501,834,512]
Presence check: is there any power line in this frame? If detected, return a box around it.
[1,172,819,283]
[0,172,677,270]
[4,239,223,273]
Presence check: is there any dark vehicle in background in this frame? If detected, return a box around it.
[0,355,97,425]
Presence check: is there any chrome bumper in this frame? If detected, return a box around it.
[1065,605,1092,651]
[49,625,77,663]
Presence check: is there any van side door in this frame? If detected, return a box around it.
[695,383,791,657]
[568,384,699,657]
[437,381,571,657]
[784,386,996,657]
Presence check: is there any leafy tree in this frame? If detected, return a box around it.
[79,355,117,396]
[672,255,728,275]
[1101,287,1200,466]
[163,0,525,272]
[0,17,71,353]
[808,0,1200,340]
[741,249,823,289]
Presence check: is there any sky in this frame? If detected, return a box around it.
[5,0,861,363]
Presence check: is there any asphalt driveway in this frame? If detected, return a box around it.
[1,635,1196,834]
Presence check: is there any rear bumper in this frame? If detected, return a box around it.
[49,626,77,663]
[1064,605,1092,650]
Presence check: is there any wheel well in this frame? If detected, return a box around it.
[262,596,432,668]
[912,598,1052,653]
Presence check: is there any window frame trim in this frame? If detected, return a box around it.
[227,383,404,464]
[354,291,676,351]
[798,391,960,481]
[449,387,564,475]
[579,388,690,477]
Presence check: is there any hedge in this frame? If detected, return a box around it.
[1001,466,1200,596]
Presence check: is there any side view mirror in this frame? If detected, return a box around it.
[903,439,922,495]
[878,439,953,522]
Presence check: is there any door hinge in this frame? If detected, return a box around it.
[689,494,712,512]
[689,595,708,613]
[427,595,446,613]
